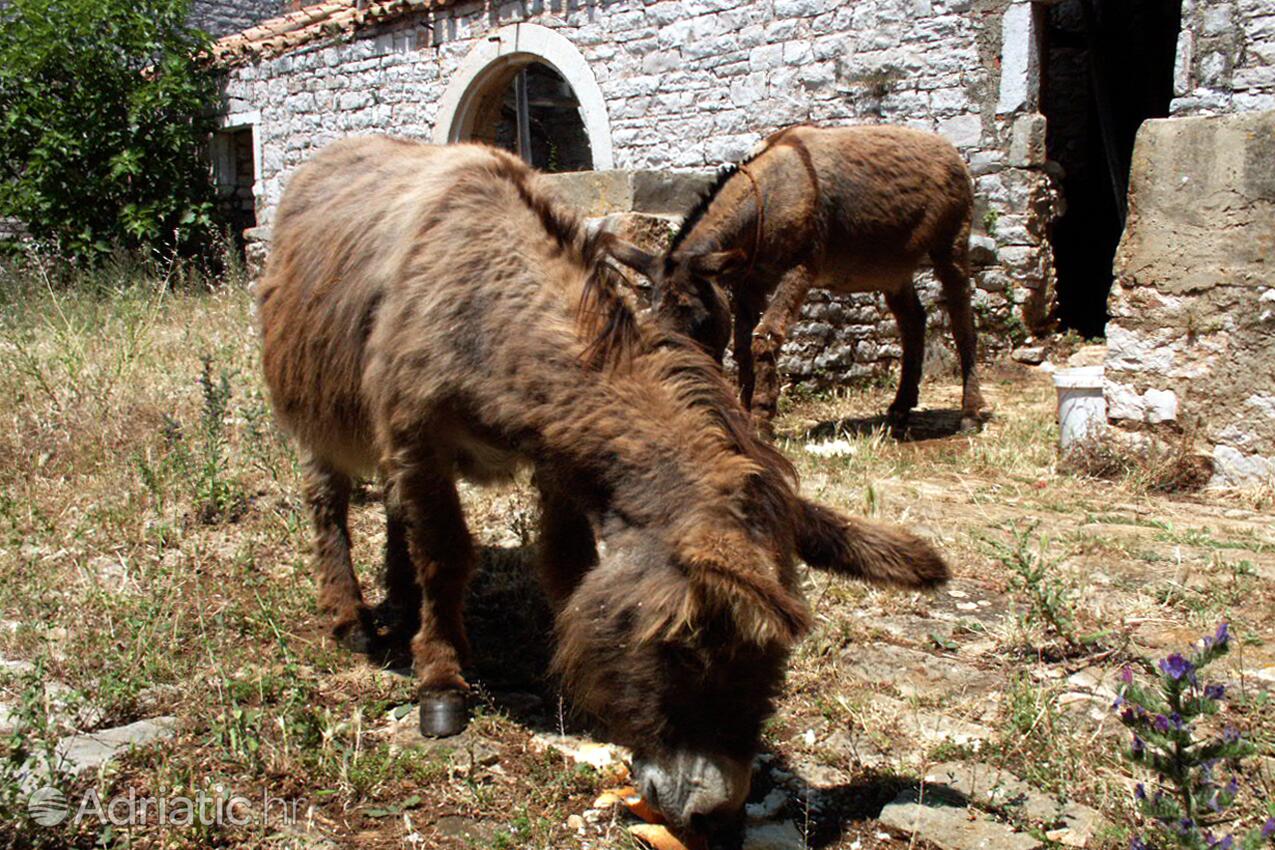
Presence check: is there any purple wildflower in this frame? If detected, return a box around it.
[1215,836,1233,850]
[1154,714,1171,732]
[1160,653,1195,681]
[1205,683,1226,700]
[1134,783,1147,800]
[1223,727,1241,744]
[1213,622,1229,646]
[1261,818,1274,838]
[1131,735,1145,755]
[1130,838,1150,850]
[1121,665,1134,684]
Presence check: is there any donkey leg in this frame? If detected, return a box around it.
[884,283,926,435]
[534,472,598,608]
[933,242,985,432]
[389,454,475,737]
[750,266,813,431]
[374,492,422,645]
[302,455,375,654]
[734,297,762,410]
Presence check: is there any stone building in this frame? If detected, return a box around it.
[206,0,1272,399]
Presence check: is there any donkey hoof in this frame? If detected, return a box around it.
[959,415,983,434]
[419,689,469,738]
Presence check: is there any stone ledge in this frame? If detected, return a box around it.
[542,169,716,218]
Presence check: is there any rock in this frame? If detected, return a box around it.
[1008,113,1048,167]
[530,731,629,770]
[968,234,998,265]
[878,789,1042,850]
[746,788,788,821]
[566,813,585,832]
[868,694,995,753]
[1066,344,1107,368]
[1011,346,1046,365]
[743,820,805,850]
[842,643,998,701]
[924,762,1106,845]
[434,815,496,843]
[19,716,178,790]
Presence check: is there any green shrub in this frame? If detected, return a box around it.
[0,0,219,262]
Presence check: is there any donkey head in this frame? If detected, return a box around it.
[552,525,808,833]
[606,238,741,363]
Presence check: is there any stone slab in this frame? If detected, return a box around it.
[879,789,1042,850]
[924,762,1106,846]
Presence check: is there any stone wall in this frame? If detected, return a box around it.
[1172,0,1275,115]
[191,0,285,38]
[1106,110,1275,487]
[221,0,1062,383]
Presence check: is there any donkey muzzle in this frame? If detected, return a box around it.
[631,751,751,832]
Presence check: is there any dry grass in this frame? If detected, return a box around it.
[0,277,1271,849]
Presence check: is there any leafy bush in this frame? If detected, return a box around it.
[0,0,219,262]
[1116,624,1275,850]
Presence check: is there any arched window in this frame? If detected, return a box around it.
[433,23,614,171]
[463,61,593,172]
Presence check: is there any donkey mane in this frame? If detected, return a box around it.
[484,152,798,498]
[668,126,808,253]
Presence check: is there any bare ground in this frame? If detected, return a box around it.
[0,282,1271,849]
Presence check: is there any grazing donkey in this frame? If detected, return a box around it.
[259,137,947,831]
[607,124,987,434]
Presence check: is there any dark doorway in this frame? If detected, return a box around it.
[1041,0,1181,338]
[466,61,593,173]
[210,125,258,257]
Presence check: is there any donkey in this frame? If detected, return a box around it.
[258,136,948,831]
[606,124,987,434]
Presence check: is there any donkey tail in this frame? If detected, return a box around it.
[795,498,949,588]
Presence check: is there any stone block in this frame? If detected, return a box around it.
[1109,111,1275,485]
[996,3,1037,114]
[631,170,716,215]
[1008,112,1048,166]
[541,171,634,218]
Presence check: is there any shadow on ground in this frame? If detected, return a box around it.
[795,408,976,443]
[367,542,591,736]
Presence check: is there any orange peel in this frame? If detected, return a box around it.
[628,823,707,850]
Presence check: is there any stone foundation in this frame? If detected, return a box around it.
[1106,110,1275,487]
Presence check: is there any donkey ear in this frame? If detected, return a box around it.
[603,236,661,279]
[674,528,811,647]
[794,498,949,588]
[688,248,748,279]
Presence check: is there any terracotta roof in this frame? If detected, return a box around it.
[211,0,453,67]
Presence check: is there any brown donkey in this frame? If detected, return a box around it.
[607,124,987,434]
[259,137,947,830]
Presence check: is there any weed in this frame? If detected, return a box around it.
[1116,624,1275,849]
[1060,429,1211,494]
[985,524,1095,654]
[0,659,71,845]
[983,209,1000,236]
